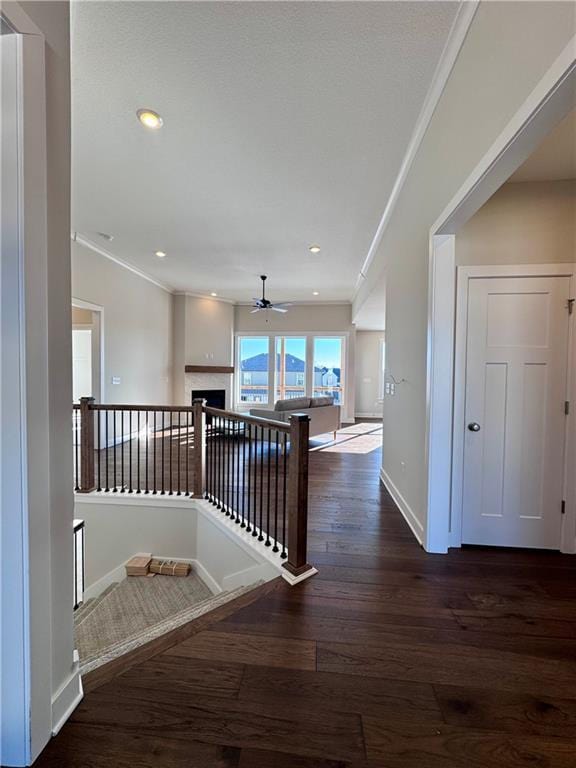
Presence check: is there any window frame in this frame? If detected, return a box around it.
[235,331,347,410]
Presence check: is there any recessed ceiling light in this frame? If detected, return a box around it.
[137,109,163,129]
[312,291,319,296]
[155,250,166,258]
[210,292,218,297]
[309,245,321,254]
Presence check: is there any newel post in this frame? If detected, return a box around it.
[283,413,314,577]
[193,398,207,497]
[78,396,96,493]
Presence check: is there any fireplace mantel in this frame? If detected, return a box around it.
[185,365,234,374]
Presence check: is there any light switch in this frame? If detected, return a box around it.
[111,376,121,385]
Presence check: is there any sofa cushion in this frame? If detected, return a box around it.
[309,396,335,407]
[274,397,311,412]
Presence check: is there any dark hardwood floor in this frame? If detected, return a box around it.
[39,421,576,767]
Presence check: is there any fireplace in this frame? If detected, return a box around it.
[191,389,226,410]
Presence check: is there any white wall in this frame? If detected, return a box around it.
[456,180,576,265]
[72,240,173,405]
[353,1,576,539]
[76,496,278,597]
[235,303,356,422]
[355,331,384,418]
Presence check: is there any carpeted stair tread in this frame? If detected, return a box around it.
[75,572,212,664]
[74,583,119,628]
[78,581,265,674]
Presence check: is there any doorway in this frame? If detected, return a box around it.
[458,270,572,549]
[72,300,103,403]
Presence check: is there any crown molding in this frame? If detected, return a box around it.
[71,232,175,294]
[353,0,479,298]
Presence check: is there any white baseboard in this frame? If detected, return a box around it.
[52,650,83,735]
[222,562,277,591]
[355,412,383,419]
[83,563,126,601]
[380,467,424,546]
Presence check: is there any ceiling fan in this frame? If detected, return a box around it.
[250,275,292,314]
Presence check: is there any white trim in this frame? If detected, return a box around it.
[562,273,576,554]
[380,467,424,546]
[451,265,576,554]
[355,412,383,419]
[51,653,83,737]
[426,37,576,554]
[72,232,174,294]
[354,0,479,294]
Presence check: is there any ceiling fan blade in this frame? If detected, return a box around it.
[250,308,261,314]
[273,303,293,308]
[270,306,288,313]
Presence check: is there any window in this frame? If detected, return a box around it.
[238,337,269,403]
[276,337,306,401]
[313,337,343,405]
[236,333,346,409]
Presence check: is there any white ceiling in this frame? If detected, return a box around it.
[71,1,459,302]
[509,108,576,183]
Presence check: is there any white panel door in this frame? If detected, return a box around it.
[462,276,570,548]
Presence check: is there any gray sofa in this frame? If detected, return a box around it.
[250,396,340,440]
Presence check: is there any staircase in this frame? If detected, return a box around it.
[74,572,259,674]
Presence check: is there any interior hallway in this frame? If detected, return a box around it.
[37,424,576,767]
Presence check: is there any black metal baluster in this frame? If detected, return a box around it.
[153,411,157,494]
[225,419,230,516]
[128,410,133,492]
[273,432,280,552]
[74,412,79,491]
[235,424,240,524]
[105,410,110,492]
[113,409,117,492]
[251,426,258,538]
[231,420,236,519]
[186,409,191,497]
[145,410,150,493]
[97,408,102,492]
[137,411,141,493]
[120,409,125,493]
[246,425,252,531]
[177,410,181,496]
[281,432,288,558]
[265,427,272,545]
[258,425,264,541]
[169,410,173,495]
[216,420,222,510]
[161,411,165,494]
[241,426,247,528]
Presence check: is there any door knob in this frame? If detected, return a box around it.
[467,422,481,432]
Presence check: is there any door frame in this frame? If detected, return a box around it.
[425,34,576,553]
[452,264,576,553]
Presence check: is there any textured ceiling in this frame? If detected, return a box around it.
[510,108,576,183]
[71,1,459,301]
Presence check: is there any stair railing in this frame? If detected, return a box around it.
[72,398,313,579]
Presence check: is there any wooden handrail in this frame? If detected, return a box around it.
[203,405,290,433]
